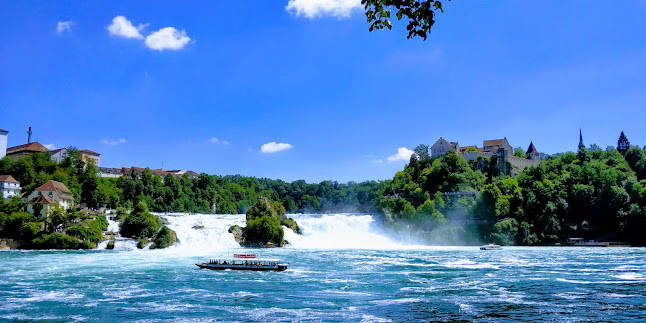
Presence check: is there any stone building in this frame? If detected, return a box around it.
[5,142,49,159]
[430,136,541,171]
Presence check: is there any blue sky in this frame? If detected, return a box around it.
[1,1,645,183]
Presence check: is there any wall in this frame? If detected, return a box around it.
[0,132,7,159]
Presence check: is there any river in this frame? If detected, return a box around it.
[1,213,644,322]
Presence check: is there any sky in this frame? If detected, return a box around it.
[1,0,645,183]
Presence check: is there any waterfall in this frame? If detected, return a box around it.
[283,214,404,249]
[96,213,415,251]
[158,213,243,252]
[97,217,139,250]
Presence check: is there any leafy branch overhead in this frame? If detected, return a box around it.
[362,0,447,40]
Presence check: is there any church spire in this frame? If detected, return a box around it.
[578,129,585,150]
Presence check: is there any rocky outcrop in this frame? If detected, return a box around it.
[228,225,245,244]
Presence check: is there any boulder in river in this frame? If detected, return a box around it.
[228,225,245,244]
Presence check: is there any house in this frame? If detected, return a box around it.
[431,137,459,158]
[51,148,100,166]
[482,137,513,154]
[26,180,74,215]
[5,142,49,159]
[0,128,8,159]
[98,167,123,178]
[120,166,199,179]
[79,149,100,166]
[0,175,21,200]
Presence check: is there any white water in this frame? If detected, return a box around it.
[284,214,408,249]
[157,213,243,253]
[150,213,416,251]
[97,217,139,250]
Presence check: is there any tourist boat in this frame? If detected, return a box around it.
[567,238,630,247]
[196,254,287,271]
[480,243,502,250]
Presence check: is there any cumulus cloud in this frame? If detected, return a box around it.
[260,142,293,153]
[209,137,230,145]
[44,144,56,150]
[145,27,190,50]
[387,147,414,163]
[286,0,362,18]
[101,138,126,146]
[107,16,145,39]
[56,21,73,34]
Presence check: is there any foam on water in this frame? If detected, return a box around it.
[283,214,417,249]
[158,213,243,252]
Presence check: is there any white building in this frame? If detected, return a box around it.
[0,175,21,200]
[26,180,75,216]
[51,148,100,166]
[0,128,8,159]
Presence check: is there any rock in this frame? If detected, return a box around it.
[192,225,204,230]
[106,239,115,250]
[228,225,245,244]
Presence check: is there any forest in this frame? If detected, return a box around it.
[378,132,646,246]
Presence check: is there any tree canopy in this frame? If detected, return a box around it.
[362,0,447,40]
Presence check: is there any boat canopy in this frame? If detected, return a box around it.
[209,258,281,263]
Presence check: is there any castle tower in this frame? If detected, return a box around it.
[578,129,585,150]
[0,128,8,159]
[526,141,540,161]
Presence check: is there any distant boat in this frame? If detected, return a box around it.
[568,238,630,247]
[480,243,502,250]
[196,254,287,271]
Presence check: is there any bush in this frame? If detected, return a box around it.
[120,202,161,239]
[245,215,284,246]
[31,233,90,249]
[151,226,176,249]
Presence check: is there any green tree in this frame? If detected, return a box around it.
[513,147,527,158]
[617,131,630,156]
[362,0,447,40]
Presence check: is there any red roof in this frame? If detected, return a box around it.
[27,194,58,205]
[79,149,100,156]
[34,180,74,200]
[6,142,49,154]
[0,175,19,183]
[483,138,508,147]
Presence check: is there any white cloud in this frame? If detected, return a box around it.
[101,138,126,146]
[387,147,414,163]
[372,159,383,164]
[286,0,362,18]
[209,137,230,145]
[145,27,190,50]
[44,144,56,150]
[260,142,293,153]
[56,21,73,34]
[107,16,145,39]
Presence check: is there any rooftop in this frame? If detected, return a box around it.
[6,142,49,154]
[0,175,19,183]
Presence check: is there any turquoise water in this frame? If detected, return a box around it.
[1,247,645,322]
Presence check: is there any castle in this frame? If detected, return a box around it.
[430,136,542,172]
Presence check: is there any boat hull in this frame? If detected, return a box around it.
[196,263,287,272]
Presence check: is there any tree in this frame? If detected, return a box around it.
[414,144,429,160]
[617,131,630,156]
[362,0,447,40]
[513,147,527,158]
